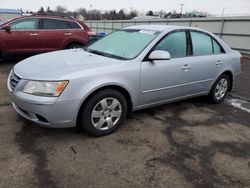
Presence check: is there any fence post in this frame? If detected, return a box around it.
[104,21,106,34]
[189,19,192,26]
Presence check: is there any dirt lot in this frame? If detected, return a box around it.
[0,59,250,188]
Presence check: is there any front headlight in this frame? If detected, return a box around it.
[23,81,68,97]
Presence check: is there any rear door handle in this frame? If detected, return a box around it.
[182,64,191,71]
[29,33,38,36]
[216,60,223,66]
[65,32,72,36]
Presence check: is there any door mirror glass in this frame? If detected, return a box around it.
[148,50,171,60]
[2,25,11,32]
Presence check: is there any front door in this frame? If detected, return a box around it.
[140,30,193,106]
[2,18,40,55]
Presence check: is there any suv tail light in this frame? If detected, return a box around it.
[240,56,245,65]
[88,31,96,36]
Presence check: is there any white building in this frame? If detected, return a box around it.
[0,9,22,24]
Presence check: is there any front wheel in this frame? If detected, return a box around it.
[79,89,127,136]
[209,74,230,103]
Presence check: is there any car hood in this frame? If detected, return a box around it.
[14,49,123,80]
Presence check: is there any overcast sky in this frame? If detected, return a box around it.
[1,0,250,16]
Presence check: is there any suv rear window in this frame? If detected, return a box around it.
[42,19,68,29]
[68,21,81,29]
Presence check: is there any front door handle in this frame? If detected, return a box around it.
[182,64,191,71]
[29,33,38,36]
[64,32,72,36]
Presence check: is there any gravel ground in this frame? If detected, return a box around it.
[0,59,249,188]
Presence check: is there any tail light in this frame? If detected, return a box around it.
[88,31,96,36]
[240,56,245,65]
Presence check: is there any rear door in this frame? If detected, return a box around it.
[1,18,40,55]
[39,18,69,51]
[186,30,226,93]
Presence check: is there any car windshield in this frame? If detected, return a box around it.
[87,29,159,60]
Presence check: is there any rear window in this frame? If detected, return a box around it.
[42,19,68,29]
[68,21,81,29]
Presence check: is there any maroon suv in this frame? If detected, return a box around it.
[0,15,92,58]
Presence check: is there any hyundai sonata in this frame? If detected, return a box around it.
[8,25,242,136]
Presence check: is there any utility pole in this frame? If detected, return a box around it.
[89,4,92,20]
[180,4,185,15]
[100,7,103,20]
[221,7,225,18]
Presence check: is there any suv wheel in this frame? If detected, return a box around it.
[80,89,127,136]
[66,43,83,49]
[209,74,230,103]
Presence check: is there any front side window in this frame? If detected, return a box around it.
[154,31,187,58]
[88,29,159,60]
[10,18,38,30]
[42,19,68,30]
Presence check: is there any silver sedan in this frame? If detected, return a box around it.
[8,25,242,136]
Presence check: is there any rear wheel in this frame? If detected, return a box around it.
[80,89,127,136]
[209,74,230,103]
[66,43,83,49]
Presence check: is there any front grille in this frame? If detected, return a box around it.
[9,71,21,91]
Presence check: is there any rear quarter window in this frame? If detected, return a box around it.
[68,21,81,29]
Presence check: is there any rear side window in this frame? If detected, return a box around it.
[68,21,81,29]
[10,18,38,30]
[190,31,225,56]
[42,19,68,29]
[191,31,213,56]
[155,31,187,58]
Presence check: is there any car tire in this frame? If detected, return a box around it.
[66,43,83,49]
[209,74,230,104]
[80,89,127,137]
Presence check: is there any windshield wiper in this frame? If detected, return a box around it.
[86,49,127,60]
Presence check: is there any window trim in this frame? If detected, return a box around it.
[188,29,225,57]
[143,29,190,61]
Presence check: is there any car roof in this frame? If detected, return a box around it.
[124,24,207,33]
[12,15,78,22]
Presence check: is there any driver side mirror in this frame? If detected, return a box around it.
[2,25,11,32]
[148,50,171,60]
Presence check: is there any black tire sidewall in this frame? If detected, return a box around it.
[210,74,230,103]
[66,43,83,49]
[80,89,127,136]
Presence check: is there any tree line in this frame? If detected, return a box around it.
[33,6,138,20]
[26,6,210,20]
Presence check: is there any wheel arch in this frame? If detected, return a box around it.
[221,70,233,92]
[76,84,133,127]
[211,70,234,92]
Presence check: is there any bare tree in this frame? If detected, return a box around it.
[55,6,68,15]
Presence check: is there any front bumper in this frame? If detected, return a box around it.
[10,91,80,128]
[8,81,80,128]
